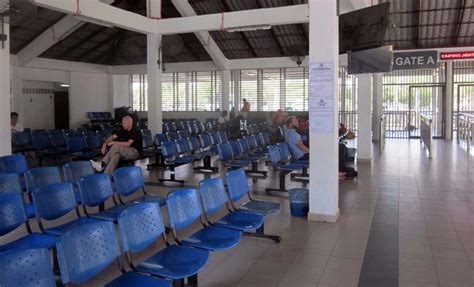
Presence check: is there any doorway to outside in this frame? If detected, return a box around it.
[53,83,69,130]
[408,85,445,139]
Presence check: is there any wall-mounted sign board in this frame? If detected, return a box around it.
[393,51,438,70]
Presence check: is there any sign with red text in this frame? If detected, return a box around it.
[440,51,474,60]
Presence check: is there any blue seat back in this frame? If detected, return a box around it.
[66,136,86,153]
[277,142,291,160]
[0,248,56,287]
[31,133,51,150]
[56,221,120,285]
[169,122,178,132]
[26,166,63,191]
[142,132,154,149]
[226,170,250,202]
[217,143,233,161]
[12,132,31,147]
[228,141,241,158]
[238,138,250,154]
[155,133,168,147]
[219,131,228,143]
[117,202,165,253]
[0,155,28,174]
[210,132,221,145]
[178,129,189,139]
[32,183,77,221]
[260,132,270,145]
[63,161,94,183]
[112,166,144,197]
[78,174,114,207]
[187,137,201,153]
[199,178,228,216]
[163,123,170,133]
[0,173,22,194]
[244,136,257,149]
[167,132,178,141]
[0,193,27,236]
[166,189,202,231]
[85,134,102,150]
[141,129,152,138]
[176,138,190,154]
[50,132,65,148]
[253,134,264,147]
[162,141,178,159]
[268,145,282,165]
[199,134,212,148]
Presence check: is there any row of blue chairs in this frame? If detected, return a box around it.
[12,129,113,164]
[0,169,281,286]
[87,112,113,121]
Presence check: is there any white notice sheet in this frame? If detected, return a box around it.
[309,62,334,133]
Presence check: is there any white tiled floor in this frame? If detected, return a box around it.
[3,139,473,286]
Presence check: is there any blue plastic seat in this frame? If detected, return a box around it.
[217,143,249,169]
[113,166,166,206]
[166,189,241,251]
[0,155,28,189]
[266,145,306,192]
[78,173,132,221]
[11,132,33,154]
[63,161,95,184]
[0,248,56,287]
[31,132,66,165]
[199,178,263,231]
[176,138,202,160]
[0,173,35,218]
[56,221,172,287]
[0,193,57,253]
[226,170,282,216]
[166,132,178,141]
[117,202,209,284]
[188,136,218,173]
[32,183,96,236]
[67,136,99,160]
[199,133,217,153]
[160,141,193,184]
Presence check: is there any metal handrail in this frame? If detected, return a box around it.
[457,113,474,151]
[420,114,433,159]
[379,115,386,155]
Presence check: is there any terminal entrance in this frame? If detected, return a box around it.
[408,85,445,138]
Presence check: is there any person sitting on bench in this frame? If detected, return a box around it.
[91,115,142,174]
[284,116,309,161]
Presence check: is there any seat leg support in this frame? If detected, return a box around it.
[147,154,167,170]
[194,156,218,173]
[245,161,268,177]
[172,279,185,287]
[290,166,309,180]
[265,172,288,193]
[187,274,198,287]
[159,166,185,185]
[243,224,281,243]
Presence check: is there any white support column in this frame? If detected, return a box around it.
[233,71,240,111]
[308,0,339,223]
[372,73,383,141]
[147,1,162,134]
[357,74,373,161]
[445,61,453,140]
[222,70,231,112]
[0,23,12,156]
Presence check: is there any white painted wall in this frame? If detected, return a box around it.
[22,81,55,130]
[69,72,111,128]
[112,74,130,108]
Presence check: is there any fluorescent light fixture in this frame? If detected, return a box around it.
[60,84,70,87]
[75,15,114,28]
[227,25,272,33]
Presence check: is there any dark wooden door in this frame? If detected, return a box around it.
[54,91,69,130]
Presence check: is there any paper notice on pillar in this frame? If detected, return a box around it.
[309,62,334,133]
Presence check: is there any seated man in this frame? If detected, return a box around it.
[284,116,309,161]
[91,115,143,174]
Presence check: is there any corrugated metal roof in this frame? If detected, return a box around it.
[7,0,474,65]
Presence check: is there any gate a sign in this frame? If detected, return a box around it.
[393,51,438,70]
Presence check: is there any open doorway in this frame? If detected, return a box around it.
[53,83,70,130]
